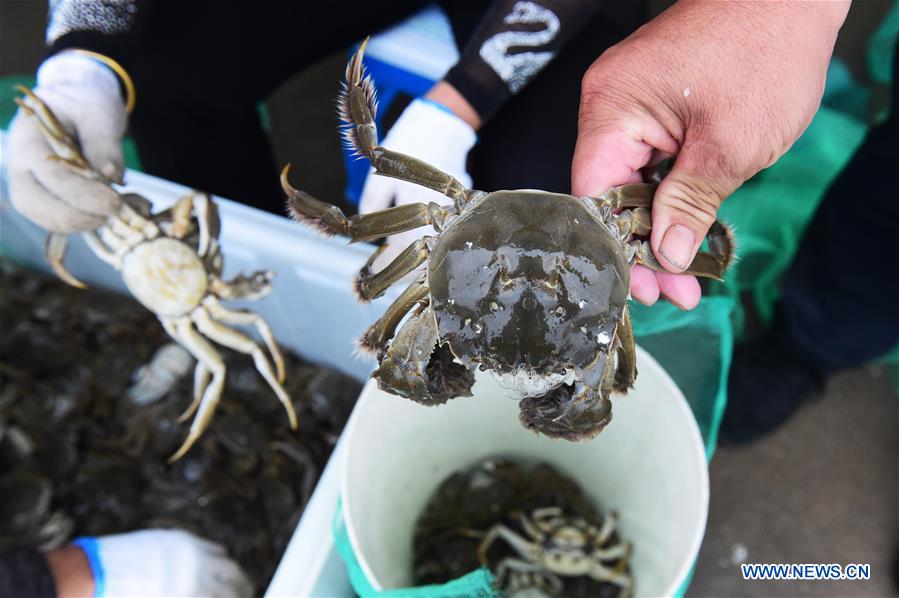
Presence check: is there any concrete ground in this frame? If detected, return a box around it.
[2,2,896,596]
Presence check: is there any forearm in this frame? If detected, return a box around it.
[444,0,601,123]
[44,546,94,598]
[425,81,482,130]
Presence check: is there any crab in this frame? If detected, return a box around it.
[15,87,297,461]
[476,507,632,596]
[281,41,734,440]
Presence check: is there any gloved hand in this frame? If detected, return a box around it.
[358,98,476,268]
[72,529,253,598]
[8,51,126,233]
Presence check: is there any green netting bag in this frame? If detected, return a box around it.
[333,498,496,597]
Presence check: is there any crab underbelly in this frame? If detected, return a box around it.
[489,367,576,398]
[121,238,207,318]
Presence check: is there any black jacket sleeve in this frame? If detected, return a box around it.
[0,548,57,598]
[444,1,602,122]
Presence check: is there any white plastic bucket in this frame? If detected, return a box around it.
[342,346,709,597]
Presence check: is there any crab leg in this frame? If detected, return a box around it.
[14,86,104,180]
[168,192,214,256]
[357,275,429,355]
[340,40,474,206]
[177,362,212,424]
[373,305,474,404]
[191,306,297,430]
[630,219,735,281]
[613,305,637,392]
[588,560,633,588]
[478,524,536,565]
[613,207,651,238]
[162,318,227,462]
[210,271,274,301]
[45,233,86,289]
[355,237,431,301]
[82,230,121,268]
[282,167,456,242]
[594,183,657,209]
[202,296,285,383]
[595,511,618,545]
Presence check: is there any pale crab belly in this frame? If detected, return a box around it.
[121,238,208,318]
[488,367,577,399]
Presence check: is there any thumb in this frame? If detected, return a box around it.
[77,108,126,183]
[650,145,738,272]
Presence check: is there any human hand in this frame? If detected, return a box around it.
[71,529,252,597]
[572,0,848,309]
[358,84,477,268]
[8,51,126,233]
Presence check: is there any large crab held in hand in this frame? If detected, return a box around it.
[15,87,296,460]
[282,41,734,440]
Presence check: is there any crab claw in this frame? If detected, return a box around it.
[373,306,474,405]
[518,384,613,441]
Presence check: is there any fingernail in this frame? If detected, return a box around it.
[659,224,695,270]
[101,161,118,179]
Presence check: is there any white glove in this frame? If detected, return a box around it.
[8,51,126,233]
[72,529,253,598]
[358,98,476,268]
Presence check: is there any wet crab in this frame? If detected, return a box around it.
[15,87,296,460]
[477,507,632,596]
[282,41,734,440]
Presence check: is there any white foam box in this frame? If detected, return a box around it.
[0,132,385,596]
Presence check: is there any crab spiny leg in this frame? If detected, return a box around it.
[190,192,213,256]
[593,183,657,209]
[44,233,87,288]
[630,220,735,281]
[169,192,195,239]
[588,560,633,588]
[191,306,297,429]
[163,317,227,462]
[210,271,274,301]
[357,275,429,355]
[202,296,286,383]
[282,165,456,242]
[593,542,630,561]
[338,40,473,205]
[14,86,104,181]
[613,207,651,239]
[356,237,431,301]
[477,525,536,565]
[177,362,211,423]
[518,513,543,542]
[82,230,120,268]
[613,305,637,393]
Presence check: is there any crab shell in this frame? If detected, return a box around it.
[121,237,208,317]
[427,191,629,397]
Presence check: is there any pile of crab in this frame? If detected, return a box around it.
[413,458,632,597]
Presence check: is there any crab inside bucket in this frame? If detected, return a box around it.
[342,346,709,596]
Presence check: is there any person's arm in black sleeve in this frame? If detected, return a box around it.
[0,547,58,598]
[443,1,602,123]
[43,0,153,105]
